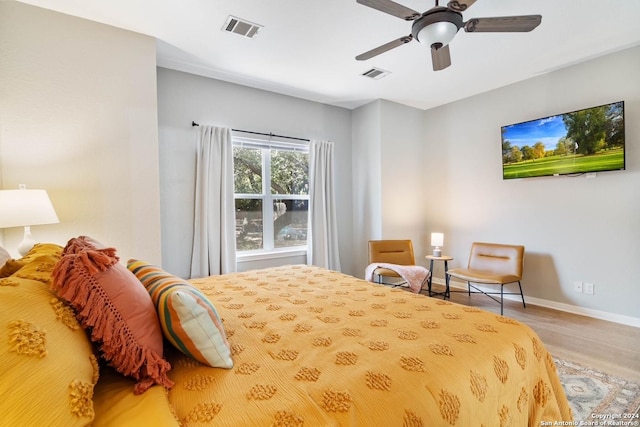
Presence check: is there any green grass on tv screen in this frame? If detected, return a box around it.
[503,148,624,179]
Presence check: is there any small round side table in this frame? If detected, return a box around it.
[425,255,453,299]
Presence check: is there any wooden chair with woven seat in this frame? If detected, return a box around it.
[446,242,525,315]
[367,240,416,287]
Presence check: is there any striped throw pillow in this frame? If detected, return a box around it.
[127,259,233,369]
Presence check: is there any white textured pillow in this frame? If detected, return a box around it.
[0,246,10,269]
[127,259,233,369]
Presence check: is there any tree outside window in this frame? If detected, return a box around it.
[233,140,309,252]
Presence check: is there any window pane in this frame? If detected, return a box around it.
[235,199,263,251]
[274,199,308,248]
[233,147,262,194]
[270,150,309,195]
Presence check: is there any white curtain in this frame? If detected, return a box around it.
[308,140,341,271]
[190,125,236,278]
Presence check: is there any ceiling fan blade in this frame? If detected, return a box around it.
[431,44,451,71]
[464,15,542,32]
[447,0,477,12]
[356,35,413,61]
[356,0,421,20]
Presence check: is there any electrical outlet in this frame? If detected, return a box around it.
[584,282,594,295]
[573,281,583,293]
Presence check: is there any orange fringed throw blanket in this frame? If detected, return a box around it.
[51,238,173,394]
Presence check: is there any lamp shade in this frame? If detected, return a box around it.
[431,232,444,247]
[0,189,59,229]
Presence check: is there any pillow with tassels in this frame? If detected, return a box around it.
[51,236,173,394]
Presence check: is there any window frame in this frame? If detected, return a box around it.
[232,135,310,258]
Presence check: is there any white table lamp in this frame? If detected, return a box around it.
[431,232,444,257]
[0,185,59,256]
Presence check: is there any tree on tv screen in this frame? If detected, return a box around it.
[562,103,624,155]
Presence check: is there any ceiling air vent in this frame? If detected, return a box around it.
[222,15,262,39]
[361,67,390,80]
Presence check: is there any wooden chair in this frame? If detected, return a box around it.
[446,242,525,315]
[368,240,415,286]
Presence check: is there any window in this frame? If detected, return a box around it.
[233,136,309,253]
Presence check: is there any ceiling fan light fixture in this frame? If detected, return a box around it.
[411,8,463,50]
[355,0,541,70]
[416,21,458,48]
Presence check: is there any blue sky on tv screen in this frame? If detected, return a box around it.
[502,116,567,150]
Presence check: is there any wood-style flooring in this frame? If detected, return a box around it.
[425,282,640,383]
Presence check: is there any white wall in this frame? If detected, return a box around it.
[420,46,640,324]
[157,68,354,278]
[0,2,162,263]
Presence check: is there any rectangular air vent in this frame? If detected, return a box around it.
[222,15,262,39]
[361,67,390,80]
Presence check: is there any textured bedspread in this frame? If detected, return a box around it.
[167,265,572,426]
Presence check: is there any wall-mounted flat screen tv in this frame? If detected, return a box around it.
[501,101,625,180]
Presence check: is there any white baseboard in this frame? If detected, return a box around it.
[432,279,640,328]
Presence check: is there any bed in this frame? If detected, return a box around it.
[0,242,572,427]
[168,264,572,426]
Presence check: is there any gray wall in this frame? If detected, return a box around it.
[157,68,354,278]
[419,47,640,323]
[154,25,638,326]
[351,47,639,325]
[351,100,431,276]
[351,101,383,275]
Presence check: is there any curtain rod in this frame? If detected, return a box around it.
[191,121,310,142]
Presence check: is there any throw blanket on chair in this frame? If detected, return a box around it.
[365,263,430,293]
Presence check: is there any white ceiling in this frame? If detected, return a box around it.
[17,0,640,110]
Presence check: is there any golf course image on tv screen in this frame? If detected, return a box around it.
[501,101,625,180]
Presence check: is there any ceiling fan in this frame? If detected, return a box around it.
[355,0,542,71]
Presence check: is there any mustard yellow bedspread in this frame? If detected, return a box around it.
[167,265,572,426]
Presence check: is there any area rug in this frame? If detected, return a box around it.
[555,357,640,422]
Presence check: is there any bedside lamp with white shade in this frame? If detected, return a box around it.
[0,185,59,256]
[431,232,444,257]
